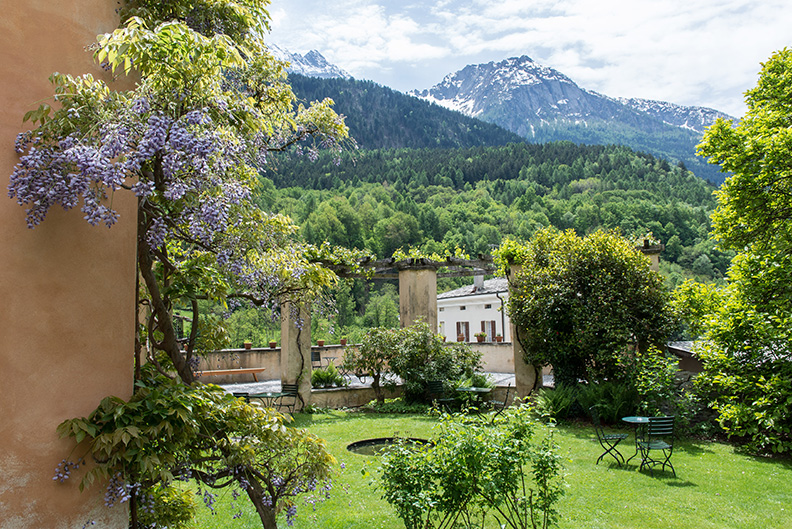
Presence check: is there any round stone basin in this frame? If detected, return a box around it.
[346,437,432,456]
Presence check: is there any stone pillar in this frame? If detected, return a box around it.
[638,241,664,272]
[507,264,541,400]
[280,302,312,410]
[398,268,438,330]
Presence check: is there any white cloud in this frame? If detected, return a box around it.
[266,0,792,117]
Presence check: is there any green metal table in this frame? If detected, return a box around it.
[621,415,649,463]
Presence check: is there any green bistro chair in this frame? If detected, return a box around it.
[276,383,300,413]
[427,380,456,411]
[590,406,629,466]
[638,416,676,477]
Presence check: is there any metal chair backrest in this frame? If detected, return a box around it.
[427,380,445,396]
[281,383,299,395]
[589,406,606,438]
[647,416,675,441]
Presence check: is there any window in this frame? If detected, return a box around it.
[439,307,445,312]
[460,305,466,311]
[484,304,492,309]
[481,320,497,341]
[456,321,470,341]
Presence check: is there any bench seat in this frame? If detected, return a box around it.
[195,367,266,382]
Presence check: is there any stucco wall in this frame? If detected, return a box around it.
[0,2,135,528]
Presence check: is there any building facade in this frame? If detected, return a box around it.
[1,3,135,527]
[437,276,511,342]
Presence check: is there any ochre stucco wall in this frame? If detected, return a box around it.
[0,2,136,527]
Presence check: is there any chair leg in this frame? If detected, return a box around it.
[597,440,625,466]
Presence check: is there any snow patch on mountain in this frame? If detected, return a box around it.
[267,44,352,80]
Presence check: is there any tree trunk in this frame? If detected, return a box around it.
[245,479,278,529]
[137,207,194,384]
[372,373,384,405]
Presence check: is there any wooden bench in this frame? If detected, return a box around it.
[195,367,266,382]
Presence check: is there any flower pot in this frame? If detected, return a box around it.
[269,341,277,348]
[243,341,252,350]
[476,336,485,343]
[317,340,325,347]
[457,334,465,342]
[495,336,503,343]
[340,338,347,346]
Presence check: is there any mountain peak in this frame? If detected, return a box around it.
[267,44,352,80]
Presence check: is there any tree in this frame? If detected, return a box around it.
[698,48,792,252]
[8,3,350,385]
[8,2,357,526]
[674,48,792,453]
[57,369,336,529]
[342,327,399,404]
[500,229,676,386]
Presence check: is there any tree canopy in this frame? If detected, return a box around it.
[500,228,676,386]
[676,48,792,454]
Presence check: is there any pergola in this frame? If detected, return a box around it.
[278,255,536,408]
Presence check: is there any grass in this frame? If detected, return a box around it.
[193,411,792,529]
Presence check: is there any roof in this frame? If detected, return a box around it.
[437,277,509,300]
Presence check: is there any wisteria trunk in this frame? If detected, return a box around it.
[137,206,194,384]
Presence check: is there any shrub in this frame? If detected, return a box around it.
[379,405,564,529]
[389,321,482,403]
[311,362,346,388]
[534,384,579,421]
[576,381,638,424]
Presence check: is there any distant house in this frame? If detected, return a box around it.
[437,276,511,342]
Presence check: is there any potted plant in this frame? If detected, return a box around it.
[317,339,325,347]
[243,341,253,350]
[457,334,465,342]
[340,337,347,346]
[474,332,487,343]
[269,340,277,348]
[495,333,503,343]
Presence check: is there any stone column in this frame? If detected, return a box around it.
[507,264,541,400]
[398,267,438,330]
[280,302,312,410]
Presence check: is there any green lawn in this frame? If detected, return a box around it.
[194,411,792,529]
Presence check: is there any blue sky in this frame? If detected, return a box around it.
[266,0,792,118]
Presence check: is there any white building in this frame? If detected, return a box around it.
[437,276,511,342]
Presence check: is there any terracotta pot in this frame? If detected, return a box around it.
[317,340,325,347]
[243,341,252,350]
[495,336,503,343]
[340,338,347,346]
[457,334,465,342]
[476,335,485,343]
[269,341,277,348]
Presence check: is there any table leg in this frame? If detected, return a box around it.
[625,424,642,464]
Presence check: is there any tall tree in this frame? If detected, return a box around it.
[9,2,350,384]
[676,48,792,454]
[501,229,676,386]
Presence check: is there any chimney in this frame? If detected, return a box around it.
[473,275,484,291]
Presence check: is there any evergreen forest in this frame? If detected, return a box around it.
[263,141,729,288]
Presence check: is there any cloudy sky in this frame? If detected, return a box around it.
[266,0,792,118]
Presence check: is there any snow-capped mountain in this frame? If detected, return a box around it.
[615,96,733,132]
[267,44,352,80]
[409,55,734,182]
[410,55,733,136]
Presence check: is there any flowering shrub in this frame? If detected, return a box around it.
[56,370,336,529]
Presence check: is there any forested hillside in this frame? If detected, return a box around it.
[264,142,729,288]
[289,74,526,149]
